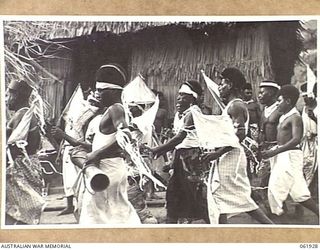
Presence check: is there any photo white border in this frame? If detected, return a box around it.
[0,15,319,230]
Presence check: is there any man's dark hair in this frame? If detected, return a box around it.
[181,80,203,97]
[279,84,300,106]
[220,67,246,91]
[244,83,252,90]
[95,63,127,87]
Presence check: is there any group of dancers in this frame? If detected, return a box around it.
[5,63,318,225]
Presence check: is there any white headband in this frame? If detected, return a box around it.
[179,84,198,99]
[260,82,280,90]
[96,82,123,90]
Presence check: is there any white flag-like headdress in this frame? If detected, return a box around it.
[59,84,84,125]
[201,70,225,111]
[131,96,160,146]
[122,74,156,105]
[191,107,240,149]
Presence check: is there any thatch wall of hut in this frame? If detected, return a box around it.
[36,47,74,123]
[8,21,300,122]
[129,23,274,116]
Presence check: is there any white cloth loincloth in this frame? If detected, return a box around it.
[79,157,141,225]
[62,145,80,197]
[268,149,311,215]
[213,147,258,214]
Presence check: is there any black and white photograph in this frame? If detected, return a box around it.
[1,17,319,228]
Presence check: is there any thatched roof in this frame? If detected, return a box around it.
[4,21,238,41]
[38,21,171,40]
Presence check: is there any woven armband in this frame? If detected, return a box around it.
[234,122,245,132]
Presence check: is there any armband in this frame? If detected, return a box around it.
[235,126,245,130]
[233,122,245,133]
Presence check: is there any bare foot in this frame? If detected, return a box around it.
[58,206,75,216]
[142,216,158,224]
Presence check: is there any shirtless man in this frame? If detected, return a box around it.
[6,81,41,157]
[79,64,140,224]
[258,80,282,149]
[256,80,282,211]
[202,68,273,224]
[6,80,44,225]
[261,85,319,219]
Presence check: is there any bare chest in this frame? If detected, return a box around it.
[99,112,116,134]
[278,119,291,133]
[263,110,281,124]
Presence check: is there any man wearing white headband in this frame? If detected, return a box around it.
[176,80,202,115]
[148,80,209,224]
[259,81,281,90]
[80,63,140,224]
[95,63,126,88]
[257,80,282,213]
[178,82,199,99]
[258,81,281,136]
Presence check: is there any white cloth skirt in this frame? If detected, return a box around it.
[268,149,311,215]
[79,157,141,225]
[62,146,80,197]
